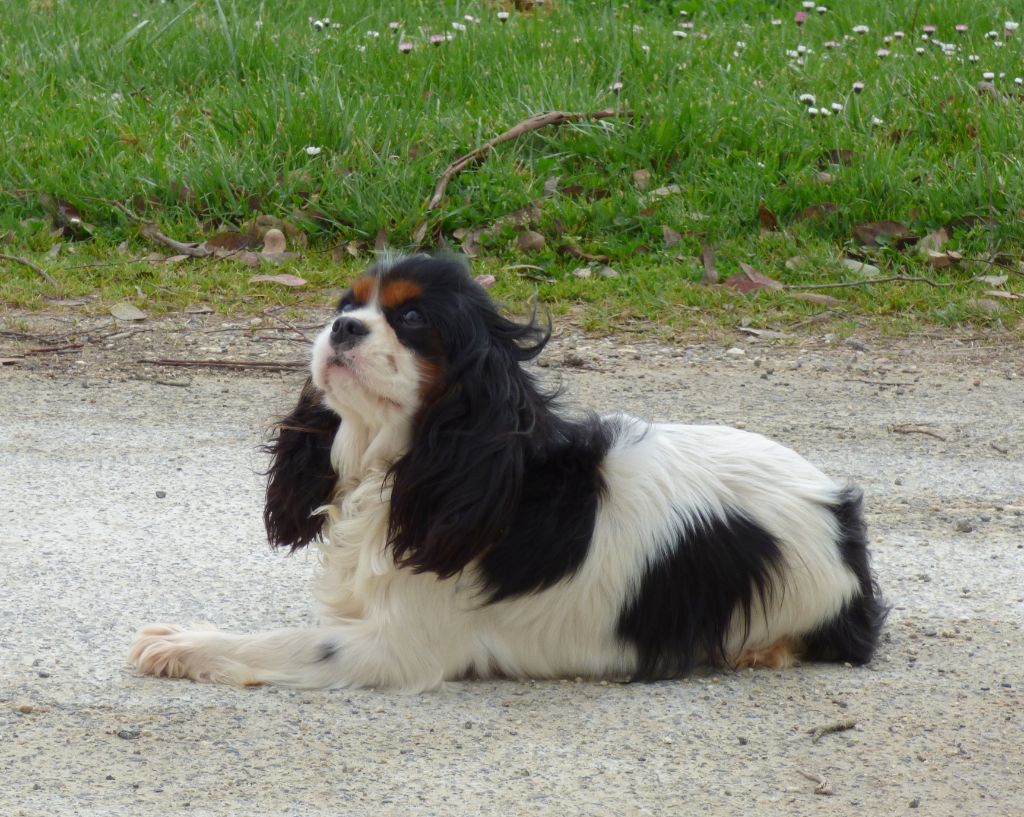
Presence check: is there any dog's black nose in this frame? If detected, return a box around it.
[330,316,370,348]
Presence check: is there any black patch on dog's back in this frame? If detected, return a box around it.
[616,510,784,680]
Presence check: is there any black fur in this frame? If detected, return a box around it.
[477,418,614,603]
[384,256,595,584]
[802,487,889,664]
[616,510,785,680]
[263,378,340,550]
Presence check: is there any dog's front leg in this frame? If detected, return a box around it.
[128,620,448,691]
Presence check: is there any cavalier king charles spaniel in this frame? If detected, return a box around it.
[130,254,886,690]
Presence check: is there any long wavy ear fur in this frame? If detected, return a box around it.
[263,378,340,550]
[386,282,553,579]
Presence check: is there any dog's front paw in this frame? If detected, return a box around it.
[128,623,218,682]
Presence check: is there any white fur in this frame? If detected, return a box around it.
[130,299,863,690]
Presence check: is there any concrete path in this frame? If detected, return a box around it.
[2,332,1022,816]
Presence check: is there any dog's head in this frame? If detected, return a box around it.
[266,255,554,576]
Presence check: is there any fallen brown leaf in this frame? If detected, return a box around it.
[793,202,838,222]
[915,227,949,254]
[757,202,779,233]
[249,273,307,287]
[700,242,718,285]
[517,230,546,252]
[262,229,287,254]
[203,231,256,252]
[841,258,881,276]
[662,225,682,249]
[983,290,1023,299]
[724,262,782,293]
[924,250,959,270]
[40,194,93,241]
[819,149,854,167]
[853,220,918,249]
[974,274,1008,286]
[223,251,261,269]
[557,243,610,264]
[110,303,148,321]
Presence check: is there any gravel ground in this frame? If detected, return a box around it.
[1,317,1022,817]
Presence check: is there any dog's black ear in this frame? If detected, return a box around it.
[386,300,551,578]
[263,378,340,550]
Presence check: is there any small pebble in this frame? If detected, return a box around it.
[116,728,142,740]
[954,519,974,533]
[156,490,167,499]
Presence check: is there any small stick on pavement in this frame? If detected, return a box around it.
[138,357,305,372]
[797,769,834,796]
[891,424,948,441]
[1,253,59,288]
[27,343,85,355]
[846,378,917,387]
[808,719,858,744]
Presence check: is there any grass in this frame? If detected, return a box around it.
[1,0,1022,335]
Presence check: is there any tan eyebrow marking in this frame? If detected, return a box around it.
[379,279,423,309]
[351,276,375,304]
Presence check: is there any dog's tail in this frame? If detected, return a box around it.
[802,486,889,664]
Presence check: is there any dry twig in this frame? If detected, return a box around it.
[426,109,620,211]
[808,719,858,744]
[139,223,211,258]
[784,276,956,290]
[891,424,948,441]
[797,769,834,796]
[138,357,305,372]
[846,378,917,387]
[1,253,59,288]
[27,343,85,355]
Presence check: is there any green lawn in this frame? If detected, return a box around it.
[1,0,1022,333]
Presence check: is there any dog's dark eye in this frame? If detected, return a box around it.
[400,308,425,325]
[340,301,356,314]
